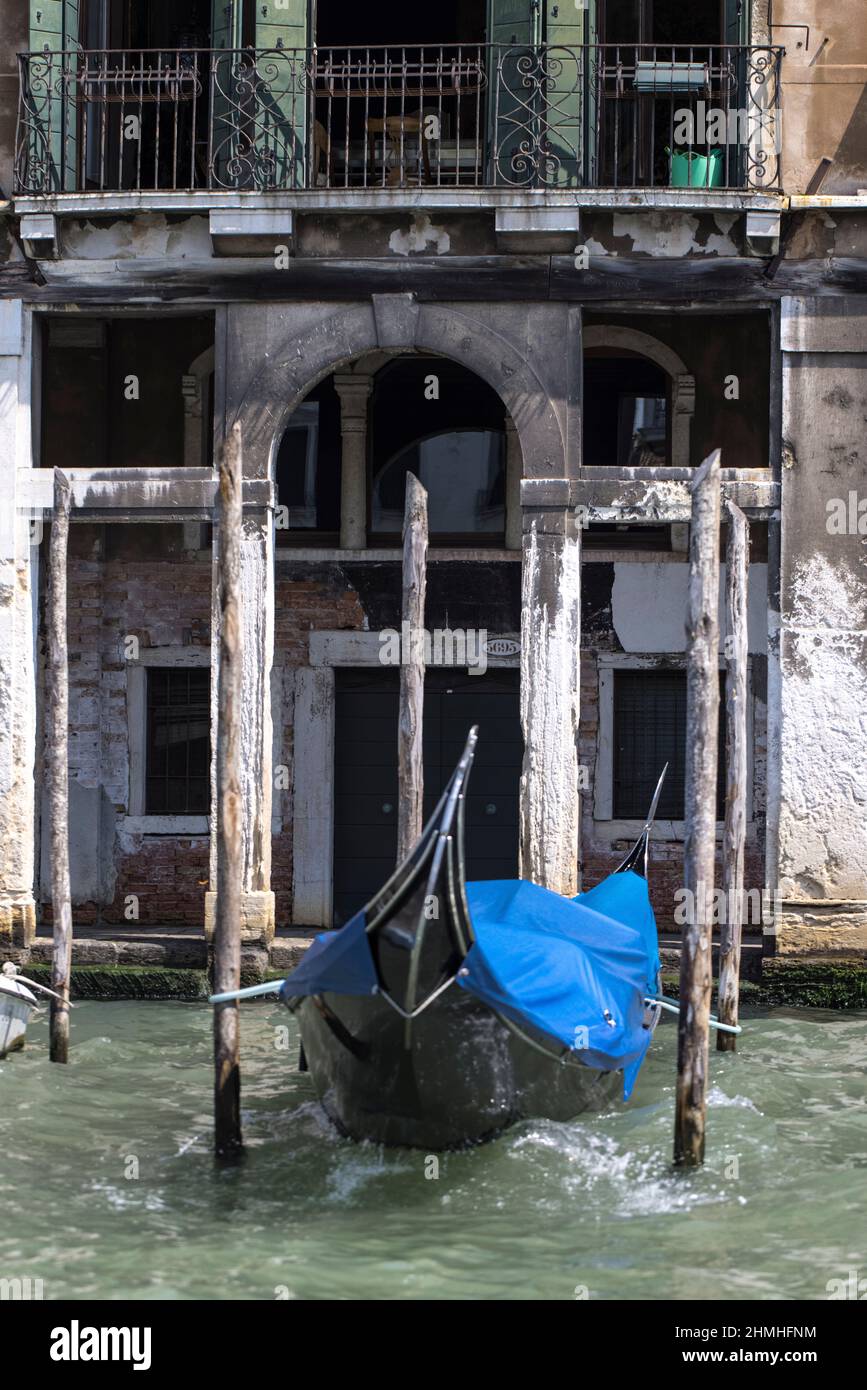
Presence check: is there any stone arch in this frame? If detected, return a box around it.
[232,297,567,483]
[582,324,695,467]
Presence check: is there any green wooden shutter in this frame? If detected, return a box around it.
[724,0,749,46]
[544,1,595,188]
[210,1,243,187]
[210,0,307,189]
[585,0,598,185]
[211,2,243,50]
[255,0,308,189]
[28,0,79,190]
[487,0,539,185]
[488,0,535,46]
[723,0,749,187]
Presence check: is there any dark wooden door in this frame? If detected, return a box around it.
[333,667,522,924]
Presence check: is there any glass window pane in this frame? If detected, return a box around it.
[613,669,726,819]
[371,430,505,534]
[145,667,210,814]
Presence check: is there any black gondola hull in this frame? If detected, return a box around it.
[296,988,621,1149]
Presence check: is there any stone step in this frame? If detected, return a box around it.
[27,925,320,972]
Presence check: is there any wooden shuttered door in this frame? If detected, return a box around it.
[543,0,593,188]
[723,0,749,187]
[725,0,749,45]
[486,0,536,184]
[210,0,308,188]
[255,0,307,189]
[333,669,522,926]
[211,1,244,50]
[210,0,242,186]
[29,0,80,190]
[487,0,594,187]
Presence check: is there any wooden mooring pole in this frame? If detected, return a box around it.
[213,424,244,1160]
[717,501,750,1051]
[674,449,722,1168]
[47,470,72,1064]
[397,473,428,864]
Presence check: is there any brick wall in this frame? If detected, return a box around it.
[44,538,767,932]
[44,534,367,927]
[579,649,767,933]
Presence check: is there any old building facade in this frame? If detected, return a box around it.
[0,0,865,955]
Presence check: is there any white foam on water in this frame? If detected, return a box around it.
[324,1149,413,1204]
[707,1085,762,1113]
[505,1120,735,1219]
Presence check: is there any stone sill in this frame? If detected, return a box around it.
[119,815,209,836]
[12,187,785,217]
[277,548,686,564]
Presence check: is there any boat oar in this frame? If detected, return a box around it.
[647,995,741,1036]
[209,980,284,1005]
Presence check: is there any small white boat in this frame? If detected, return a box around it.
[0,962,71,1057]
[0,964,39,1058]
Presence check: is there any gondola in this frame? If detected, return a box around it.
[0,964,39,1058]
[216,729,669,1150]
[0,963,74,1058]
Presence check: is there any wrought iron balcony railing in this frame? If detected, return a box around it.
[15,44,783,196]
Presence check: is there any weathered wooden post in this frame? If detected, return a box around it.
[397,473,428,864]
[674,449,721,1167]
[47,470,72,1064]
[213,423,244,1160]
[717,500,749,1051]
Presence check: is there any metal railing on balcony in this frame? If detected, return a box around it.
[15,43,783,196]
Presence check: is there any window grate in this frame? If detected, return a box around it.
[145,667,210,815]
[613,668,726,820]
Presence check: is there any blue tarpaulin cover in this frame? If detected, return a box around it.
[460,873,659,1099]
[279,908,379,1000]
[280,870,660,1100]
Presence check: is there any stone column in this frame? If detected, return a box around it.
[334,373,372,550]
[519,486,582,896]
[0,304,38,949]
[504,418,523,551]
[774,296,867,954]
[206,500,276,943]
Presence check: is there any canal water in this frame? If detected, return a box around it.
[2,1003,865,1300]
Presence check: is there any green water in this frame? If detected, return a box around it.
[2,1003,865,1300]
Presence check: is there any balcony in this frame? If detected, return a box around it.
[15,43,783,197]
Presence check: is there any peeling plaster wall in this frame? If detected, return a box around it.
[60,215,212,261]
[778,298,867,948]
[583,211,741,258]
[0,302,38,944]
[612,562,769,653]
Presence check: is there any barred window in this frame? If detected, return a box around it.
[613,669,726,820]
[145,668,210,815]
